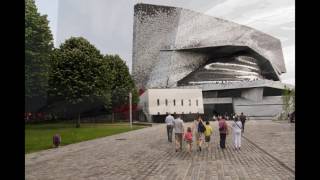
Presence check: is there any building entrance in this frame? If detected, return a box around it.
[204,103,234,120]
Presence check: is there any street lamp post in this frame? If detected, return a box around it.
[129,92,132,129]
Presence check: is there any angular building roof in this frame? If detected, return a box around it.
[132,3,286,89]
[175,79,294,91]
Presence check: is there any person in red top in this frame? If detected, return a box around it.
[218,116,228,149]
[184,127,193,154]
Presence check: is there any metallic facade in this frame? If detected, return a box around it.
[132,3,286,89]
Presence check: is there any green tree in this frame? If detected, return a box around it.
[282,86,295,120]
[25,0,54,112]
[103,55,139,122]
[49,37,112,127]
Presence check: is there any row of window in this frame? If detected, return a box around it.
[156,99,199,106]
[157,111,198,115]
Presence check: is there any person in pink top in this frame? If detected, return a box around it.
[184,127,193,154]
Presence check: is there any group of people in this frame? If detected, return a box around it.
[165,113,247,153]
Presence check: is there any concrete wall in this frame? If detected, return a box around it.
[203,97,232,104]
[241,87,263,102]
[233,96,283,119]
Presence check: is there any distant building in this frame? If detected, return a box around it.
[133,3,294,122]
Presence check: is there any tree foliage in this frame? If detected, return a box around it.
[282,86,295,118]
[49,37,116,126]
[49,37,111,106]
[103,55,139,112]
[25,0,53,111]
[48,37,139,124]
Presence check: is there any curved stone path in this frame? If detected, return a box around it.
[25,120,294,180]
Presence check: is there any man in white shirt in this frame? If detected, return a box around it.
[165,113,174,142]
[173,114,184,152]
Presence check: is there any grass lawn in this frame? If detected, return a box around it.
[25,122,145,154]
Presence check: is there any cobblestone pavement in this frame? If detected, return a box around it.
[242,120,295,171]
[25,120,295,180]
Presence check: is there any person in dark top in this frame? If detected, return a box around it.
[290,111,295,123]
[53,134,61,148]
[218,116,228,149]
[239,112,247,133]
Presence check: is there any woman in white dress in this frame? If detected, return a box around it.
[232,115,242,150]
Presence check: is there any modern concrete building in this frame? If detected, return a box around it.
[139,89,204,122]
[133,3,294,121]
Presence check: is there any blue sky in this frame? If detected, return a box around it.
[34,0,294,85]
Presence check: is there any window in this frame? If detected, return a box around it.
[157,112,160,115]
[263,87,283,96]
[181,99,183,106]
[189,99,191,106]
[173,99,176,106]
[165,99,168,106]
[144,102,147,109]
[157,99,160,106]
[217,89,241,97]
[196,99,198,106]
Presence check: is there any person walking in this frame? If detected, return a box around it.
[218,116,228,149]
[232,115,242,150]
[212,114,217,121]
[165,113,174,142]
[239,112,247,133]
[193,115,206,152]
[204,121,213,150]
[173,114,184,152]
[184,127,193,154]
[53,134,61,148]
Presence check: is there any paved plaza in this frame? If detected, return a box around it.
[25,120,295,180]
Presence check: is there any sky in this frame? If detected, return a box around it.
[34,0,294,85]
